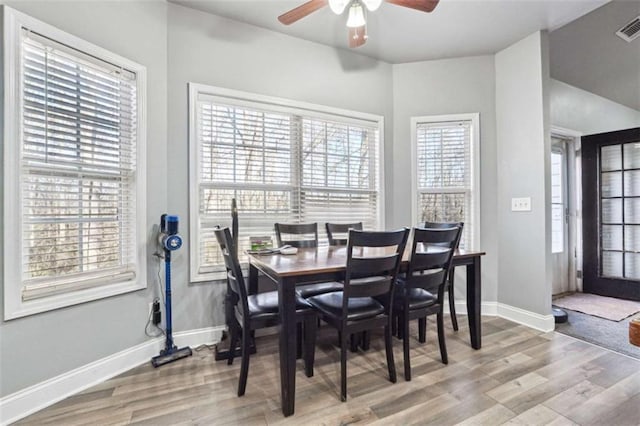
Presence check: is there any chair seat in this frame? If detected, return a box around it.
[296,281,343,298]
[247,291,311,318]
[394,284,437,310]
[307,292,385,321]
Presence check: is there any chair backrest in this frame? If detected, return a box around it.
[325,222,363,246]
[343,229,409,312]
[422,221,464,250]
[405,227,461,298]
[213,226,249,319]
[274,223,318,248]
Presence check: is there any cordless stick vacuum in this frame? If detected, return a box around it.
[151,214,193,367]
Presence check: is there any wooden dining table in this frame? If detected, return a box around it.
[246,245,486,417]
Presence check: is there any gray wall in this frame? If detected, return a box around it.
[391,56,498,303]
[550,79,640,135]
[166,3,394,331]
[495,31,552,316]
[550,0,640,111]
[0,1,168,397]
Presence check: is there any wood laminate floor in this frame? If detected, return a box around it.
[17,316,640,425]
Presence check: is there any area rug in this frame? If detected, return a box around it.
[553,292,640,321]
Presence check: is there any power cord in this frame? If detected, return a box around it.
[144,297,165,338]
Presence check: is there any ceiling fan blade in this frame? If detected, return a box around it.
[348,25,367,48]
[385,0,440,13]
[278,0,328,25]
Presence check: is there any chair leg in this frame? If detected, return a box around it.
[437,312,448,365]
[449,276,459,332]
[350,333,359,353]
[303,315,317,378]
[227,320,239,366]
[362,331,370,351]
[391,312,398,337]
[418,317,427,343]
[384,324,397,384]
[238,324,252,396]
[403,312,411,381]
[340,331,348,402]
[396,311,405,340]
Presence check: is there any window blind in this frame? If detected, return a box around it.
[416,120,473,249]
[20,31,138,300]
[193,93,381,277]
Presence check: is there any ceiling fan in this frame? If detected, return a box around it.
[278,0,440,48]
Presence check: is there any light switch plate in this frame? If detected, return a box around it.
[511,197,531,211]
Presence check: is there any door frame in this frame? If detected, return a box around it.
[551,126,581,294]
[582,127,640,301]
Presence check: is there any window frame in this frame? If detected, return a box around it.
[3,6,147,320]
[188,83,385,282]
[410,113,480,250]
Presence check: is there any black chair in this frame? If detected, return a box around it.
[275,223,344,299]
[422,221,464,331]
[307,228,409,401]
[274,222,319,248]
[213,227,317,396]
[395,226,460,381]
[325,222,363,246]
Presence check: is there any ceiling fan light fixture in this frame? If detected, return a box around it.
[362,0,383,11]
[346,3,366,28]
[328,0,349,15]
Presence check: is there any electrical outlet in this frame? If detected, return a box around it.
[511,197,532,212]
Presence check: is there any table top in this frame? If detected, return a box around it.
[248,246,485,278]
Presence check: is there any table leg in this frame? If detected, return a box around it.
[278,276,297,417]
[466,256,482,349]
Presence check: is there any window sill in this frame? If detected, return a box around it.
[4,278,146,320]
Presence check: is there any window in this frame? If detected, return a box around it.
[411,114,480,250]
[189,84,383,281]
[3,8,147,319]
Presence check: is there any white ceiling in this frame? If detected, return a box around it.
[169,0,609,63]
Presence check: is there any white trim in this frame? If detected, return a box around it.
[0,326,225,426]
[496,303,555,332]
[188,82,385,283]
[2,6,148,319]
[410,113,481,250]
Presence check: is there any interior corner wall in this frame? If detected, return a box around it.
[550,79,640,135]
[165,2,394,331]
[0,0,168,397]
[391,56,498,304]
[495,31,552,316]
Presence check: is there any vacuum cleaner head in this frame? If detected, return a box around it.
[151,345,193,368]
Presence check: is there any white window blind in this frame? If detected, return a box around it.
[415,119,474,249]
[20,30,139,300]
[191,88,382,280]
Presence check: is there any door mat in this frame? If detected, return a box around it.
[553,293,640,322]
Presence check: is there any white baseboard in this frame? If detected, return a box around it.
[443,300,498,316]
[496,303,555,333]
[444,300,554,333]
[0,326,225,426]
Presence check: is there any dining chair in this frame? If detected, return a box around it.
[325,222,363,246]
[395,226,460,381]
[307,228,409,401]
[213,227,317,396]
[422,221,464,332]
[275,223,344,299]
[274,222,319,248]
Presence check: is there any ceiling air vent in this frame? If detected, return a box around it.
[616,16,640,42]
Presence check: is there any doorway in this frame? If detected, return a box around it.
[551,132,578,297]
